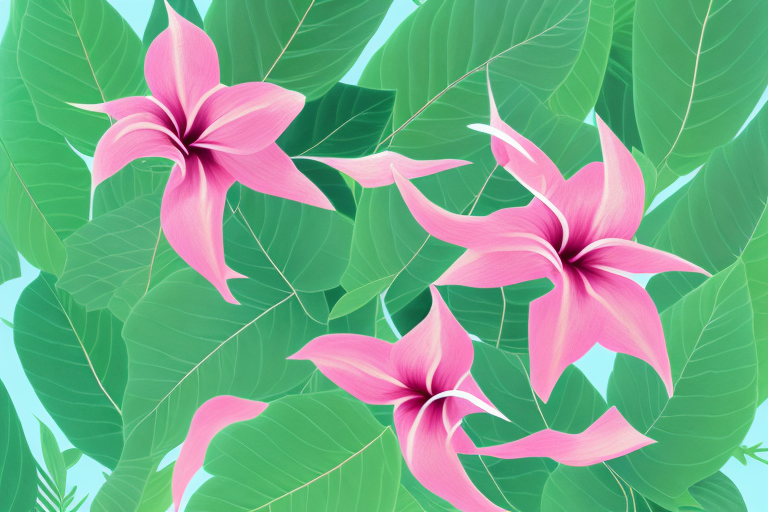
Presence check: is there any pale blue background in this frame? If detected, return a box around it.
[0,1,765,510]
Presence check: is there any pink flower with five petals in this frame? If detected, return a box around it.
[393,77,711,403]
[290,286,654,512]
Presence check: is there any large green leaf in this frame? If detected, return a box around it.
[92,158,171,218]
[547,0,615,120]
[142,0,203,50]
[14,273,127,469]
[638,105,768,401]
[0,0,90,276]
[458,343,608,512]
[204,0,393,100]
[91,269,326,512]
[541,466,746,512]
[17,0,145,155]
[186,393,401,512]
[0,221,21,285]
[136,463,174,512]
[595,0,642,152]
[58,191,186,322]
[331,0,600,318]
[606,262,757,510]
[278,82,395,158]
[633,0,768,191]
[0,378,37,512]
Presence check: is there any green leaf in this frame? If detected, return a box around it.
[186,393,400,511]
[142,0,203,51]
[15,273,127,469]
[688,472,748,512]
[443,280,553,354]
[38,420,67,495]
[393,486,427,512]
[92,158,171,218]
[296,158,358,219]
[0,1,91,276]
[547,0,615,120]
[91,270,326,512]
[0,221,20,285]
[337,0,600,317]
[633,0,768,191]
[606,262,757,510]
[278,83,395,158]
[204,0,393,100]
[632,147,657,211]
[595,0,642,152]
[62,449,82,470]
[58,191,186,322]
[17,0,145,155]
[225,188,353,323]
[0,378,37,512]
[541,463,654,512]
[136,463,174,512]
[459,343,608,512]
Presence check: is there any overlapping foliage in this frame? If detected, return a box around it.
[0,0,765,511]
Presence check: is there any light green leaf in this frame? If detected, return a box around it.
[92,158,171,218]
[204,0,393,100]
[460,343,608,512]
[91,269,326,512]
[0,221,21,285]
[278,82,395,158]
[38,420,67,495]
[15,273,126,469]
[136,463,174,512]
[186,393,401,512]
[741,209,768,404]
[0,378,37,512]
[0,0,90,276]
[606,262,757,510]
[595,0,642,152]
[62,449,82,470]
[17,0,145,155]
[393,485,427,512]
[547,0,615,120]
[143,0,203,50]
[337,0,600,317]
[633,0,768,191]
[632,147,657,211]
[58,191,186,322]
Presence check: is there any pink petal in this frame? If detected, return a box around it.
[482,75,565,197]
[296,152,470,188]
[214,145,333,210]
[458,407,654,466]
[160,154,245,304]
[191,82,304,155]
[394,399,506,512]
[435,249,560,288]
[393,171,559,254]
[144,1,220,123]
[528,267,601,403]
[172,396,267,511]
[391,286,474,395]
[549,162,606,252]
[92,113,185,186]
[288,333,415,405]
[583,270,674,397]
[70,96,178,129]
[574,238,712,277]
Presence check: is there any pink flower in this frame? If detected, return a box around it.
[290,286,654,512]
[172,396,267,511]
[393,78,711,403]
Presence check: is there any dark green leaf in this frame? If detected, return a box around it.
[143,0,203,50]
[15,273,126,469]
[205,0,393,100]
[17,0,146,155]
[0,378,37,512]
[633,0,768,191]
[606,262,757,510]
[186,393,401,511]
